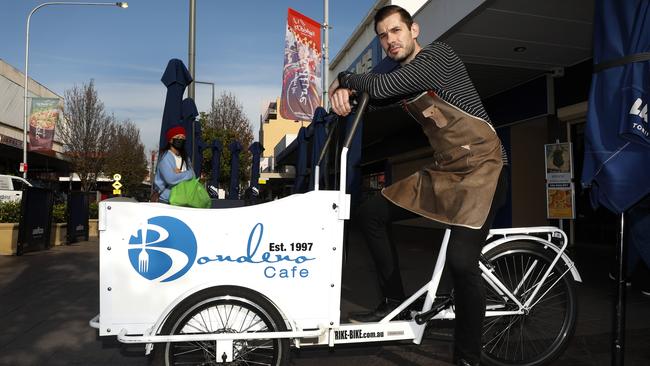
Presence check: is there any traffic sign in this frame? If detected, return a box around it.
[112,173,122,195]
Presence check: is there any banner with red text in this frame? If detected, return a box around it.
[280,8,322,121]
[28,98,60,151]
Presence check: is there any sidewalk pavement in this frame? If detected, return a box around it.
[0,227,649,365]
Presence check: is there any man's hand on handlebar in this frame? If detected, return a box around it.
[328,79,355,117]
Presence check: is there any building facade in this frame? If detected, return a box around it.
[259,98,311,172]
[0,59,70,181]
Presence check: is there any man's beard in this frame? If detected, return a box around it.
[388,41,415,63]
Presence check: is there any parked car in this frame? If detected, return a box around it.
[0,175,33,203]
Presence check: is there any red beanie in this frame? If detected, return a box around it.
[166,126,186,142]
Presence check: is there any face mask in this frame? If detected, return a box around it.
[171,138,185,150]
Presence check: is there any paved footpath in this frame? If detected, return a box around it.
[0,235,649,365]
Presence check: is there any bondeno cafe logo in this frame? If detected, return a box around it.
[128,216,197,282]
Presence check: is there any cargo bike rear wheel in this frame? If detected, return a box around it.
[481,241,577,366]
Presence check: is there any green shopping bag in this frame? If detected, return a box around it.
[169,178,211,208]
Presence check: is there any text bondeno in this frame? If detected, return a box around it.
[196,223,315,278]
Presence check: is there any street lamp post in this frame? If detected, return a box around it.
[22,1,128,179]
[188,0,196,100]
[323,0,329,111]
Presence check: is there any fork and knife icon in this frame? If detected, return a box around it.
[138,222,149,273]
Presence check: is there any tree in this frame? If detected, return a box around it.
[60,80,115,192]
[200,92,255,193]
[104,120,148,198]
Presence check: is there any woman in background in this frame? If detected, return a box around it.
[153,125,194,204]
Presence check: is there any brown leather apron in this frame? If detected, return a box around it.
[382,91,503,229]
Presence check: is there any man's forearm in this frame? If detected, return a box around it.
[338,58,440,100]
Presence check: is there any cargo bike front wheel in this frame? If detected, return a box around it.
[151,286,291,366]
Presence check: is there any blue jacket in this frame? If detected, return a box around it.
[154,151,194,202]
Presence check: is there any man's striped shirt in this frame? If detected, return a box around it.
[339,41,508,164]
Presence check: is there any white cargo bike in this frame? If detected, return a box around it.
[90,94,580,366]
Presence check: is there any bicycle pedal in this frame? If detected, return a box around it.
[414,296,454,325]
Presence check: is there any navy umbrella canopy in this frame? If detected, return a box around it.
[309,107,328,190]
[210,139,223,188]
[228,141,242,199]
[292,127,309,194]
[181,98,199,170]
[195,128,206,177]
[582,0,650,213]
[159,59,193,152]
[582,2,650,364]
[248,142,263,190]
[341,112,363,207]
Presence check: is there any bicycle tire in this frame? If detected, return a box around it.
[480,241,577,366]
[151,286,291,366]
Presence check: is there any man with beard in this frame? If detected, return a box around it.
[328,5,508,366]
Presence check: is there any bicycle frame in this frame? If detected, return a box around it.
[325,226,581,347]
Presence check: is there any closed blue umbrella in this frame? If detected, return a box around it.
[582,0,650,213]
[293,127,308,194]
[344,113,363,207]
[317,113,338,190]
[581,2,650,364]
[192,118,206,176]
[248,142,263,190]
[210,139,223,189]
[309,107,328,190]
[228,141,242,199]
[159,59,193,152]
[181,98,199,171]
[196,134,206,178]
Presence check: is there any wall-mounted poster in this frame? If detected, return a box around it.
[547,182,575,219]
[544,142,573,182]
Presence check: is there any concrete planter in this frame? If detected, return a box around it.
[89,219,98,238]
[1,219,96,255]
[0,223,19,255]
[51,223,67,247]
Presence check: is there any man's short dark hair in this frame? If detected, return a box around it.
[374,5,414,34]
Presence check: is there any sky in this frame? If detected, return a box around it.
[0,0,376,153]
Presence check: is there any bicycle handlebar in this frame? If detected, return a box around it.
[313,92,370,194]
[316,92,370,169]
[342,92,370,149]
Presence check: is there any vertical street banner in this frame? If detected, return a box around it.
[28,98,60,151]
[280,8,322,121]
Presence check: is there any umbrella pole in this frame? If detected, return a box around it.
[612,212,626,366]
